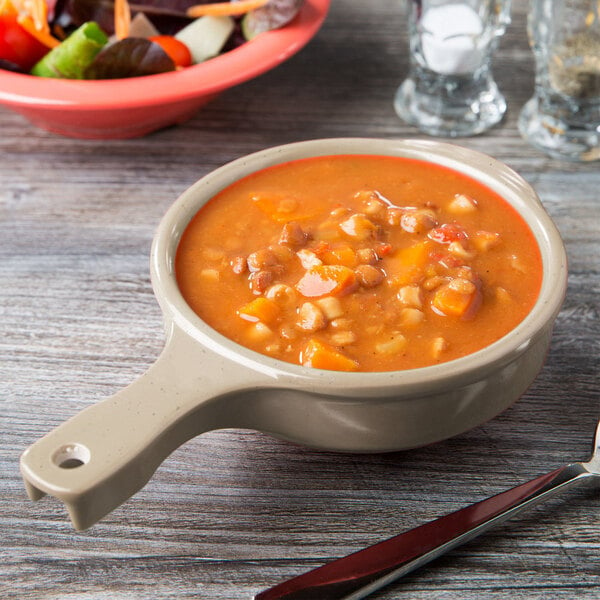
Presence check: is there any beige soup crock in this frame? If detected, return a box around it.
[20,138,568,530]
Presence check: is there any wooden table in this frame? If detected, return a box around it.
[1,1,599,598]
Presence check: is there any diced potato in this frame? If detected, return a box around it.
[329,331,357,346]
[201,247,225,261]
[297,302,327,332]
[448,193,478,214]
[297,249,322,269]
[247,322,274,342]
[238,297,281,325]
[448,241,474,260]
[472,230,501,252]
[339,213,378,240]
[331,317,353,330]
[301,338,359,371]
[365,324,384,336]
[399,307,425,326]
[509,254,528,273]
[397,285,423,308]
[495,286,512,303]
[375,334,407,355]
[386,207,403,226]
[200,268,220,282]
[315,296,344,320]
[265,342,281,354]
[431,337,448,359]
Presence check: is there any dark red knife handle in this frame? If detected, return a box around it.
[255,463,594,600]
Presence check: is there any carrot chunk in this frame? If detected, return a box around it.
[321,245,357,267]
[237,297,280,325]
[386,240,432,285]
[296,265,357,298]
[432,279,481,318]
[301,339,359,372]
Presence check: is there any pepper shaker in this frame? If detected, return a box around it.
[518,0,600,161]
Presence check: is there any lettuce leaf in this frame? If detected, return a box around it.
[84,37,175,78]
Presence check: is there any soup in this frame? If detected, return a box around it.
[175,155,542,372]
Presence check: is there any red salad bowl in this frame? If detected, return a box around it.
[0,0,329,139]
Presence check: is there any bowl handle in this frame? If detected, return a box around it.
[20,324,264,530]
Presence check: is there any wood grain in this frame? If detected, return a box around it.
[1,1,598,599]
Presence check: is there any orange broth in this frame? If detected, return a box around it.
[175,155,542,372]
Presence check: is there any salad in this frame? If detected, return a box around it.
[0,0,304,78]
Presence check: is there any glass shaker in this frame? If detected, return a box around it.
[394,0,511,137]
[519,0,600,161]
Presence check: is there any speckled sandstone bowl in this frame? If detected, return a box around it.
[21,138,567,529]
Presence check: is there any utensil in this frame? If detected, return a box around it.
[20,138,567,530]
[255,419,600,600]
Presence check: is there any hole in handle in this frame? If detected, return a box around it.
[52,444,91,469]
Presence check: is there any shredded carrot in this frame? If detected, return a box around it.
[187,0,269,19]
[17,14,60,47]
[114,0,131,40]
[7,0,61,48]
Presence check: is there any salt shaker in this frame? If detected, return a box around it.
[519,0,600,161]
[394,0,511,137]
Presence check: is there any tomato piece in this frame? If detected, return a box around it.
[428,223,468,245]
[0,11,49,70]
[149,35,192,68]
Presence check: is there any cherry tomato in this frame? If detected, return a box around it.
[0,13,49,70]
[149,35,192,68]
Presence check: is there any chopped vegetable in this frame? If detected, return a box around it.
[432,278,481,318]
[149,34,191,67]
[0,0,51,69]
[84,36,175,79]
[174,14,234,64]
[238,296,281,325]
[301,338,359,372]
[186,0,269,18]
[241,0,303,40]
[113,0,131,39]
[0,0,306,79]
[31,21,107,78]
[296,265,358,298]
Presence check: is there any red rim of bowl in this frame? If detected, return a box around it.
[0,0,330,110]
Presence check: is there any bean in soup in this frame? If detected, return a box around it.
[175,155,542,372]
